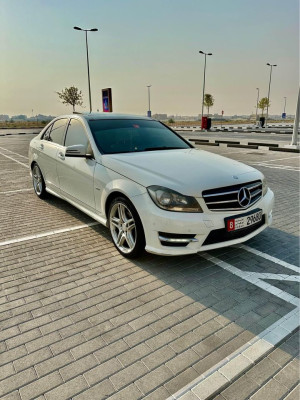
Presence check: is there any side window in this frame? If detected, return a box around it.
[65,119,89,149]
[48,119,68,145]
[42,124,52,141]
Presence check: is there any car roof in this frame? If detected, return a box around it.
[64,112,152,121]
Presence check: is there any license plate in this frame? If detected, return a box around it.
[226,210,263,232]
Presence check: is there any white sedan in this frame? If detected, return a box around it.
[29,113,274,258]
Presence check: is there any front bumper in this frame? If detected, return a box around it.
[131,188,274,256]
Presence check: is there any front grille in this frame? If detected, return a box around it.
[202,180,262,211]
[202,215,265,246]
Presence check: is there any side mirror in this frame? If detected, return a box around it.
[65,144,93,159]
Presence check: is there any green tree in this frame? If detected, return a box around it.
[258,97,270,116]
[204,94,214,115]
[56,86,83,112]
[168,118,175,124]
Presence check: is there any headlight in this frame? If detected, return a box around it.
[147,185,203,212]
[262,177,268,196]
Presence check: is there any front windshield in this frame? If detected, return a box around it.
[88,119,191,154]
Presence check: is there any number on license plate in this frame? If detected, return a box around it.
[227,210,262,232]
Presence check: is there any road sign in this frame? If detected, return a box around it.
[102,88,113,112]
[282,112,286,119]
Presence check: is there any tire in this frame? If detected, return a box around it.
[108,196,145,259]
[32,163,47,199]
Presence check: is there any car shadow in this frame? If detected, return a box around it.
[92,222,299,364]
[42,195,299,380]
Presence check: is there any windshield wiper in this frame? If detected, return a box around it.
[143,146,186,151]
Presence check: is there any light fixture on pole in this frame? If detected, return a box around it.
[147,85,152,117]
[265,63,277,127]
[74,26,98,113]
[199,51,212,128]
[255,88,259,123]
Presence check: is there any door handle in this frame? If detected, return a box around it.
[39,144,44,150]
[58,152,65,160]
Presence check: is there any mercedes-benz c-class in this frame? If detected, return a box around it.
[29,113,274,258]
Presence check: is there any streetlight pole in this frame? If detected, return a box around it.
[199,51,212,128]
[74,26,98,113]
[265,63,277,127]
[255,88,259,124]
[291,88,299,146]
[147,85,152,117]
[283,96,287,114]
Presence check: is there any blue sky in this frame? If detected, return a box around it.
[1,0,299,116]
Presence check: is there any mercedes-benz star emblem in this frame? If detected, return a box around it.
[238,187,251,208]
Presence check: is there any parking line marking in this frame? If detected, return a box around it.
[0,188,33,194]
[247,163,300,171]
[253,164,300,171]
[169,252,300,399]
[0,151,29,168]
[219,150,250,155]
[253,273,300,282]
[0,222,100,247]
[251,156,300,163]
[238,244,300,273]
[201,253,299,306]
[168,308,299,400]
[0,146,29,159]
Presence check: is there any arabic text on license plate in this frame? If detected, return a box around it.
[227,210,262,232]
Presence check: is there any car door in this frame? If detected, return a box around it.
[37,118,68,192]
[56,118,96,211]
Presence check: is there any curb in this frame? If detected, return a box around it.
[269,147,300,153]
[190,139,300,153]
[215,140,240,145]
[174,127,296,134]
[228,143,258,149]
[167,308,299,400]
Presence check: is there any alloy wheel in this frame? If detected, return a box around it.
[110,202,137,254]
[32,165,43,196]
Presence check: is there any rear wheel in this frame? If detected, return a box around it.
[32,163,47,199]
[108,196,145,258]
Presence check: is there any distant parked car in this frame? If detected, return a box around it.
[29,113,274,258]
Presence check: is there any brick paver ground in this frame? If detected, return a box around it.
[212,329,299,400]
[0,134,299,399]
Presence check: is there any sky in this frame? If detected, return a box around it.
[1,0,299,117]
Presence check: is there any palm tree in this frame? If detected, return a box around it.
[204,94,214,116]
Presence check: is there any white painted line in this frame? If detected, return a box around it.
[257,163,299,168]
[219,150,250,155]
[0,222,100,247]
[249,163,300,171]
[251,156,300,163]
[255,273,300,282]
[201,253,299,306]
[169,251,300,399]
[168,250,300,398]
[238,244,300,273]
[0,188,33,194]
[169,308,299,399]
[0,151,29,168]
[0,146,29,159]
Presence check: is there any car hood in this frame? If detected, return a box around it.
[102,148,261,196]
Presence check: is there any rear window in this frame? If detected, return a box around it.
[88,119,191,154]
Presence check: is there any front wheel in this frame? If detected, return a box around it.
[108,196,145,259]
[32,163,47,199]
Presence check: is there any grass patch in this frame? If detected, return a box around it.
[0,121,48,129]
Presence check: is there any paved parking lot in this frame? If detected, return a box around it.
[0,133,299,400]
